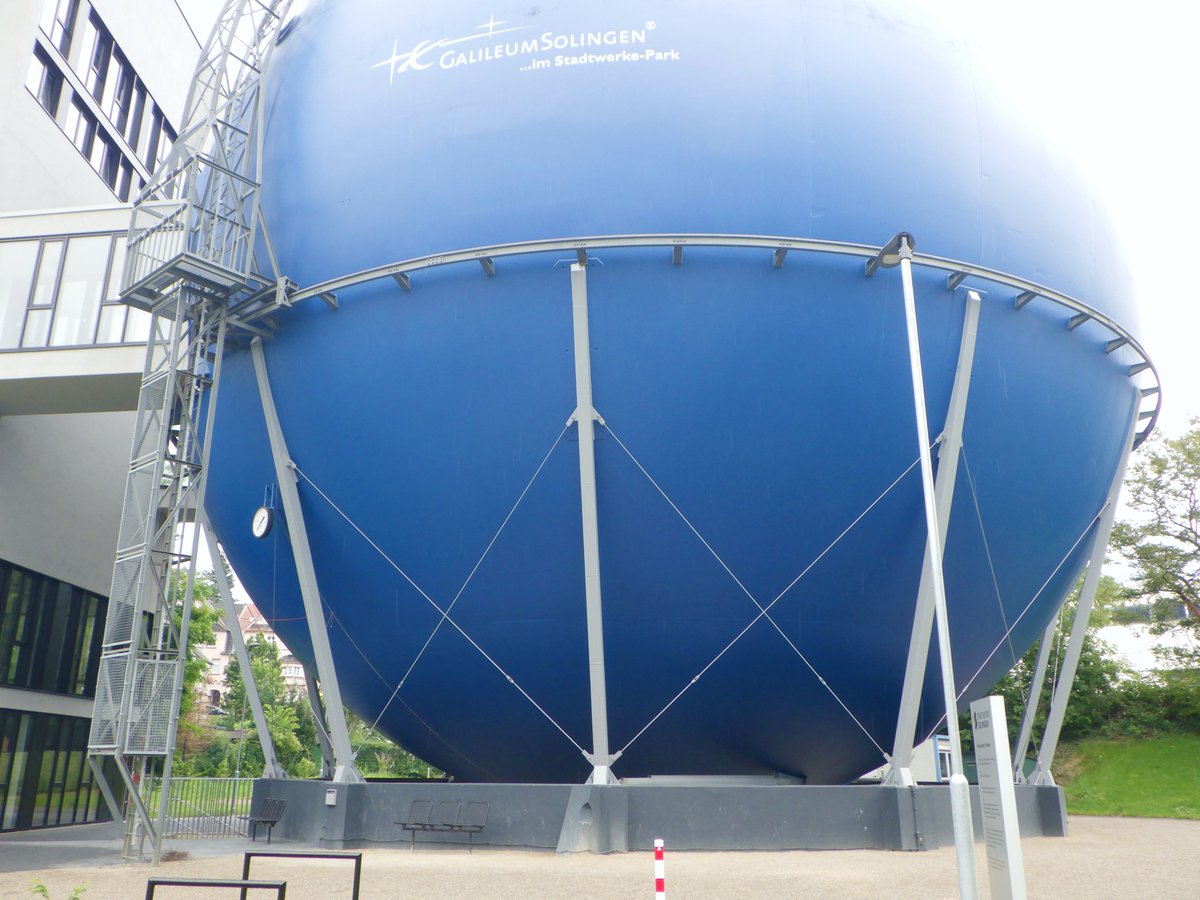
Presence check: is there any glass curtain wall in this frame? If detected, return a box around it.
[0,233,149,351]
[0,559,107,696]
[0,559,120,831]
[0,242,40,349]
[0,710,118,831]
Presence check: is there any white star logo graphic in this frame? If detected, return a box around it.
[478,13,507,37]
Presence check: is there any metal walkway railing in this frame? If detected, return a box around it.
[276,232,1162,447]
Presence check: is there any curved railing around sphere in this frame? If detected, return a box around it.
[237,232,1159,446]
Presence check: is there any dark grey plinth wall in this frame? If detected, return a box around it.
[252,780,574,849]
[250,779,1068,853]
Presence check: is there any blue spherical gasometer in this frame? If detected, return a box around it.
[204,0,1146,783]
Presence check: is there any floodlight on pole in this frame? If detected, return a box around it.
[865,231,916,276]
[884,230,980,899]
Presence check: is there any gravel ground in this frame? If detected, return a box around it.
[2,816,1197,899]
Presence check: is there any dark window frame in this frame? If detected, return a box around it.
[26,44,63,116]
[29,2,176,202]
[0,708,118,832]
[48,0,80,57]
[0,559,108,697]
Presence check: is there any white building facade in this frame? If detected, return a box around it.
[0,0,209,831]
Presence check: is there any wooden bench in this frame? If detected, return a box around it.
[246,798,287,844]
[397,799,489,852]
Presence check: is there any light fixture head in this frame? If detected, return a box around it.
[865,232,917,277]
[877,232,916,268]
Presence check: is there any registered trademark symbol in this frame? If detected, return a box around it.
[646,21,656,30]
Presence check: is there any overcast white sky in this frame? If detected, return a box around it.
[964,1,1200,436]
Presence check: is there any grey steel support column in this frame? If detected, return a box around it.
[251,337,363,783]
[885,290,982,787]
[1029,411,1138,786]
[87,757,124,825]
[1011,614,1058,780]
[200,516,285,778]
[569,262,615,784]
[304,665,335,779]
[889,234,979,897]
[150,304,230,865]
[113,754,155,852]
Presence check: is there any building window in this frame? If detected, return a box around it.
[81,14,113,103]
[24,239,67,348]
[0,570,36,685]
[935,734,952,784]
[143,109,176,175]
[0,233,152,351]
[71,596,100,695]
[0,242,40,350]
[63,96,97,159]
[95,236,127,342]
[97,135,119,189]
[115,158,134,202]
[41,0,80,57]
[0,710,119,832]
[0,559,107,697]
[25,46,63,117]
[29,0,177,201]
[49,234,109,347]
[108,54,134,133]
[125,82,146,149]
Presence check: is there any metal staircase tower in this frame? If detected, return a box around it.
[86,0,294,864]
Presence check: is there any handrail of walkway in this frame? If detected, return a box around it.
[261,232,1159,446]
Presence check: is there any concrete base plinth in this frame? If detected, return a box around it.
[250,779,1068,853]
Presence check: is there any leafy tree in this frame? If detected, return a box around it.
[1110,421,1200,663]
[984,423,1200,751]
[169,571,221,762]
[988,616,1125,752]
[346,711,443,779]
[223,636,321,777]
[169,570,221,715]
[975,574,1121,752]
[1075,574,1135,627]
[178,617,440,779]
[223,636,285,718]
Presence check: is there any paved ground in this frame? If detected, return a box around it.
[2,816,1198,898]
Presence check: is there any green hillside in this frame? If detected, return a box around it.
[1060,734,1200,819]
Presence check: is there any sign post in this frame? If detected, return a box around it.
[970,695,1028,900]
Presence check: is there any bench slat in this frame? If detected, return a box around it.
[396,799,490,851]
[246,798,287,844]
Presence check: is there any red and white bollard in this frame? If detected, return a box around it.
[654,838,666,898]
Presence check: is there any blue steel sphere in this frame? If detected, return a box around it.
[204,0,1141,783]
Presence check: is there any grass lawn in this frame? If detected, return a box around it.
[1059,733,1200,819]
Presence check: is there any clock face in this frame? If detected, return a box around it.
[252,506,273,539]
